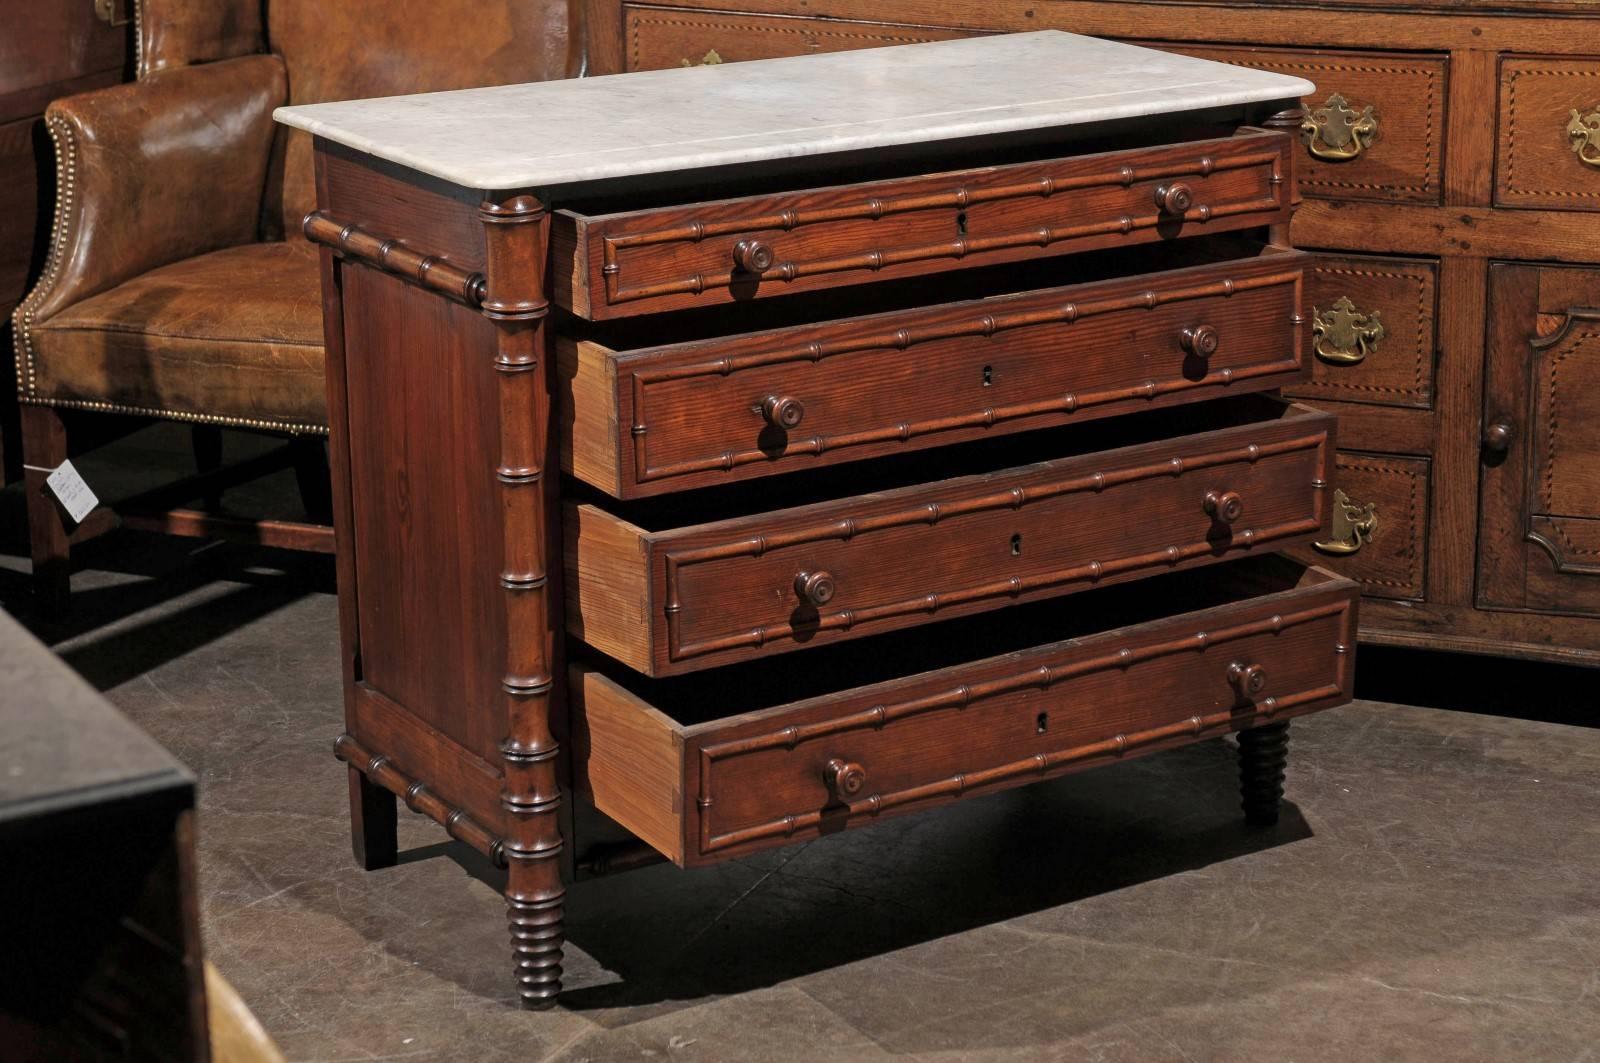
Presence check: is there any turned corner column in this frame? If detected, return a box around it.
[1261,105,1304,249]
[481,194,565,1009]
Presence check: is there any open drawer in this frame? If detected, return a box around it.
[550,128,1294,320]
[570,557,1358,867]
[561,244,1309,498]
[564,395,1336,676]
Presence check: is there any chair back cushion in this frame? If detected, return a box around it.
[264,0,573,236]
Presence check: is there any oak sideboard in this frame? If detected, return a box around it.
[580,0,1600,665]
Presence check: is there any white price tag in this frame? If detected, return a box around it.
[45,459,99,524]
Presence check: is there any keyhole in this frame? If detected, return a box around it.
[1010,533,1023,556]
[956,210,969,235]
[983,364,993,387]
[1036,712,1049,734]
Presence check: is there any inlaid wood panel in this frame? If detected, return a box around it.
[565,399,1335,676]
[571,559,1357,865]
[622,5,971,70]
[551,130,1294,319]
[562,247,1309,496]
[1287,451,1429,601]
[1497,58,1600,211]
[1479,262,1600,617]
[1154,44,1448,205]
[1284,252,1438,409]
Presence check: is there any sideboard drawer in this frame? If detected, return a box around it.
[550,130,1294,319]
[1284,252,1438,410]
[566,397,1335,676]
[622,5,972,70]
[1160,44,1447,205]
[1288,451,1429,601]
[1497,58,1600,211]
[571,558,1358,865]
[562,245,1309,497]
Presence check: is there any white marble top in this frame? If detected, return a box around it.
[274,31,1313,191]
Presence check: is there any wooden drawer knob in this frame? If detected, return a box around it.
[1483,418,1514,454]
[1204,489,1245,524]
[1228,661,1268,698]
[733,238,775,273]
[794,570,836,607]
[824,757,867,801]
[1181,324,1220,358]
[762,394,806,430]
[1154,182,1194,215]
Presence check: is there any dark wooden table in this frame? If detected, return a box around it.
[0,607,209,1061]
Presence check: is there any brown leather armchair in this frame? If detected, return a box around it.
[14,0,581,612]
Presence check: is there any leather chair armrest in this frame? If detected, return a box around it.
[15,53,287,341]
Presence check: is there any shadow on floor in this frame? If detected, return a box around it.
[1355,644,1596,728]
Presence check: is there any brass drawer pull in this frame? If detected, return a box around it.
[1569,106,1600,169]
[824,758,867,801]
[762,395,805,430]
[1314,488,1379,556]
[733,239,775,274]
[1180,324,1220,358]
[1228,660,1268,698]
[1311,296,1386,366]
[1204,489,1245,525]
[1154,182,1195,215]
[1302,93,1377,162]
[794,570,837,607]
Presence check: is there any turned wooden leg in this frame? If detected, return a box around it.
[191,424,224,509]
[347,765,398,871]
[506,849,565,1010]
[291,436,334,526]
[1238,720,1290,826]
[20,404,70,617]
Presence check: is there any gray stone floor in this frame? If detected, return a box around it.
[3,426,1598,1062]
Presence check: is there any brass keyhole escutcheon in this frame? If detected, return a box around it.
[1314,488,1379,556]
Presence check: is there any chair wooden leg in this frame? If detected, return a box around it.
[291,437,333,526]
[20,405,71,617]
[348,765,398,871]
[191,425,224,509]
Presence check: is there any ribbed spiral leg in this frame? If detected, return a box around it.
[508,890,565,1009]
[1238,720,1290,827]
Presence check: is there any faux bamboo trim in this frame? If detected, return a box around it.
[664,432,1329,662]
[631,267,1304,483]
[303,211,486,307]
[334,733,506,867]
[697,597,1350,854]
[600,139,1287,306]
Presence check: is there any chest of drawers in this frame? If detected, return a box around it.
[278,31,1358,1009]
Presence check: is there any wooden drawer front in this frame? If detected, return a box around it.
[1497,59,1600,211]
[572,561,1358,866]
[564,249,1309,497]
[1287,452,1429,601]
[622,6,973,71]
[566,400,1335,676]
[551,130,1293,320]
[1163,45,1446,205]
[1284,253,1438,409]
